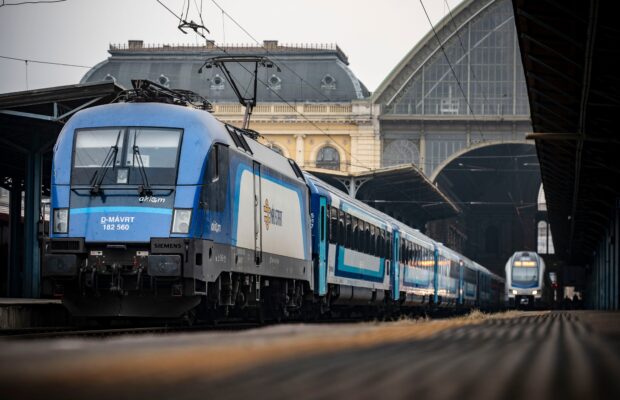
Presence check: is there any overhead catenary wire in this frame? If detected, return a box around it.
[0,0,65,6]
[0,55,91,68]
[208,0,332,102]
[418,0,488,144]
[154,0,371,171]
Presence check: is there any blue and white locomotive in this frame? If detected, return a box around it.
[505,251,546,307]
[43,92,504,319]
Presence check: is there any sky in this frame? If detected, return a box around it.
[0,0,463,94]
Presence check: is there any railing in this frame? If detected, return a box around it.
[109,42,348,64]
[211,103,353,115]
[110,42,341,52]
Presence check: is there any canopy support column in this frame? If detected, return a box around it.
[23,149,42,298]
[8,179,22,297]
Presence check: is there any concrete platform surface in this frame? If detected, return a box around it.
[0,298,67,329]
[0,311,619,400]
[0,298,61,305]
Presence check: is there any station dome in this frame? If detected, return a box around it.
[81,40,370,102]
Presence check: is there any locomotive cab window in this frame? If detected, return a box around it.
[72,127,182,186]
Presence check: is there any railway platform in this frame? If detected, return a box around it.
[0,298,68,329]
[0,310,619,399]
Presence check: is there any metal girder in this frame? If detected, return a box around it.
[568,0,599,258]
[528,87,578,116]
[0,96,103,122]
[527,132,620,145]
[529,106,573,132]
[0,136,29,153]
[526,55,582,86]
[335,177,372,199]
[540,0,589,24]
[527,74,579,102]
[520,33,582,68]
[516,9,584,47]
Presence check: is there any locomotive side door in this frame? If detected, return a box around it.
[253,161,262,265]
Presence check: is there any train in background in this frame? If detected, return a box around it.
[505,251,546,308]
[42,82,504,321]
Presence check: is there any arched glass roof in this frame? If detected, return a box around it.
[376,0,529,117]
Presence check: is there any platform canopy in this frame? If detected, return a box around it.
[513,0,620,263]
[0,81,124,297]
[306,164,460,229]
[0,81,124,190]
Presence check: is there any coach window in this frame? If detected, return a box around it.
[407,241,412,264]
[357,219,366,253]
[329,206,338,244]
[415,245,421,266]
[370,226,376,256]
[339,211,346,245]
[357,219,363,252]
[362,222,369,254]
[352,217,359,251]
[345,213,352,248]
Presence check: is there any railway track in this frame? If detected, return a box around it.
[0,321,260,340]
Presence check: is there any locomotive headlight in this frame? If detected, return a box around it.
[53,208,69,233]
[532,290,538,295]
[172,209,192,234]
[512,289,518,295]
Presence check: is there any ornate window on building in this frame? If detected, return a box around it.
[210,74,225,91]
[268,74,281,90]
[383,140,420,167]
[158,74,170,88]
[537,185,547,211]
[316,146,340,170]
[321,74,336,90]
[537,185,554,254]
[537,220,554,254]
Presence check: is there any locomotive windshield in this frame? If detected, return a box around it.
[72,127,182,187]
[512,258,538,284]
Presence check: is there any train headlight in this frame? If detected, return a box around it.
[532,290,538,295]
[53,208,69,233]
[171,209,192,234]
[512,289,518,295]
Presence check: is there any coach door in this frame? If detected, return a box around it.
[458,260,464,305]
[253,161,262,265]
[317,197,328,296]
[391,231,400,300]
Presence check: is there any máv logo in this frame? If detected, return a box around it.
[263,199,283,230]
